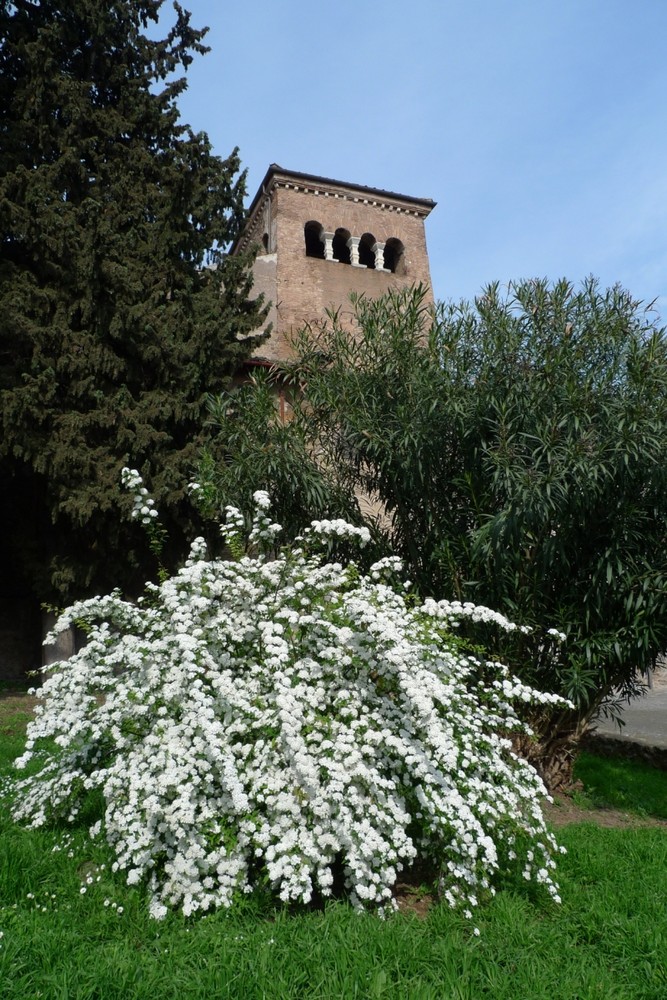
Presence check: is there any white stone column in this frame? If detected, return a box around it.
[347,236,364,267]
[320,231,336,262]
[372,241,389,272]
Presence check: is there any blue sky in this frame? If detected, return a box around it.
[169,0,667,320]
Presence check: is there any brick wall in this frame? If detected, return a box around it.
[244,175,435,362]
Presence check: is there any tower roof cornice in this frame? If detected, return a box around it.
[233,164,436,255]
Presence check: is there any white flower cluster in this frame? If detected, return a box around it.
[11,498,568,923]
[423,598,532,634]
[305,519,371,546]
[121,467,159,526]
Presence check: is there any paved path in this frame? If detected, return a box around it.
[592,667,667,750]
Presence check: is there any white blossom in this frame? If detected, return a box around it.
[8,494,569,924]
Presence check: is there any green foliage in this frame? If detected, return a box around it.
[197,368,360,550]
[0,0,268,603]
[225,280,667,767]
[315,284,664,696]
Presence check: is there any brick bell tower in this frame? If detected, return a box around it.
[232,165,436,362]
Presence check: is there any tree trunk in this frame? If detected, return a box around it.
[512,718,586,793]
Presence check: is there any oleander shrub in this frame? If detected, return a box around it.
[263,280,667,789]
[10,481,568,925]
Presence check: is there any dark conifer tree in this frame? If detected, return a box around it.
[0,0,267,607]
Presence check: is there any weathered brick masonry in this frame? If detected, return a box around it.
[234,165,436,361]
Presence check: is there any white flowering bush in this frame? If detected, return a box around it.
[11,480,569,923]
[121,467,159,525]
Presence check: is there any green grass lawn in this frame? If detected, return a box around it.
[573,750,667,820]
[1,696,666,999]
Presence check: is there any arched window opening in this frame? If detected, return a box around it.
[261,232,269,252]
[333,227,351,265]
[383,237,405,274]
[304,220,324,258]
[359,232,376,269]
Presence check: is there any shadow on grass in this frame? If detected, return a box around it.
[573,750,667,820]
